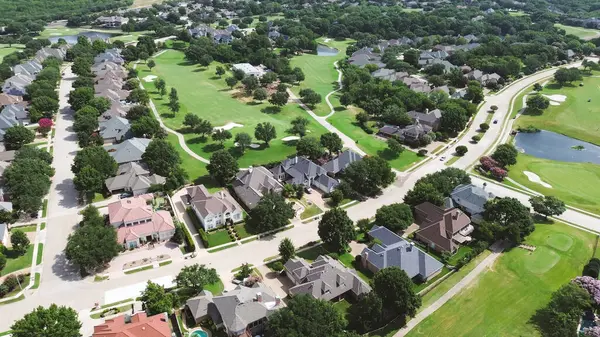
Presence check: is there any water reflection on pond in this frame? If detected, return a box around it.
[514,130,600,164]
[316,45,339,56]
[49,31,114,44]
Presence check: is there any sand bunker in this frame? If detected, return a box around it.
[142,75,157,82]
[523,171,552,188]
[543,94,567,103]
[234,142,260,149]
[549,101,560,106]
[281,136,300,141]
[214,122,243,131]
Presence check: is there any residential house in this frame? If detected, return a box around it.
[360,225,444,281]
[407,109,442,131]
[448,183,495,223]
[465,70,501,86]
[271,156,339,193]
[377,119,431,144]
[2,74,35,96]
[185,283,284,336]
[231,63,266,77]
[213,31,233,44]
[182,185,243,231]
[232,166,284,210]
[414,202,473,254]
[188,24,216,38]
[94,49,125,65]
[418,50,450,67]
[0,104,29,140]
[348,49,385,69]
[105,162,165,196]
[284,255,371,301]
[99,104,129,122]
[13,60,43,77]
[99,116,131,143]
[424,58,457,73]
[34,47,67,62]
[105,137,151,164]
[108,194,175,248]
[371,68,409,82]
[0,94,22,107]
[95,16,129,28]
[92,312,171,337]
[321,149,362,175]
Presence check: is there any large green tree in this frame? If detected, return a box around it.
[320,133,343,155]
[72,146,118,179]
[343,156,395,197]
[483,197,534,244]
[175,264,219,296]
[318,208,355,253]
[375,203,414,232]
[4,125,34,150]
[206,150,239,186]
[491,144,518,167]
[278,237,296,262]
[246,192,294,233]
[372,267,421,320]
[73,165,104,194]
[11,305,82,337]
[529,195,566,219]
[255,122,276,146]
[296,137,324,160]
[68,87,94,111]
[142,139,182,177]
[10,230,30,255]
[140,281,174,316]
[533,282,592,337]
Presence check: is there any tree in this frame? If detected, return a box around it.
[266,295,347,337]
[175,264,219,296]
[387,138,404,157]
[440,104,468,134]
[349,292,384,333]
[372,267,421,319]
[484,197,534,244]
[403,49,420,67]
[278,238,295,262]
[404,182,444,207]
[533,83,543,91]
[127,88,150,105]
[183,113,201,130]
[299,88,322,107]
[554,68,582,85]
[142,139,181,177]
[261,72,277,86]
[318,208,355,253]
[343,156,395,197]
[207,150,239,186]
[375,203,413,232]
[194,119,213,138]
[320,133,343,155]
[37,118,53,136]
[289,116,309,138]
[455,145,468,156]
[65,215,120,276]
[168,96,180,114]
[253,88,268,102]
[126,105,150,120]
[140,281,174,316]
[529,195,566,219]
[255,122,276,146]
[10,230,29,255]
[10,304,81,337]
[292,67,305,83]
[212,129,232,145]
[0,252,5,271]
[131,115,162,137]
[465,81,484,103]
[73,165,104,194]
[234,132,252,153]
[532,282,592,337]
[269,91,289,108]
[356,111,369,126]
[4,125,34,150]
[215,66,225,78]
[296,137,324,160]
[242,76,259,94]
[225,77,238,89]
[246,192,294,233]
[491,144,518,167]
[526,94,550,114]
[147,59,156,70]
[31,96,59,116]
[479,123,489,131]
[154,78,166,96]
[72,146,118,179]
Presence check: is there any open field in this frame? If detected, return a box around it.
[555,23,600,40]
[515,73,600,146]
[138,50,329,168]
[38,26,150,44]
[406,222,598,337]
[131,0,165,8]
[0,45,23,62]
[290,37,355,116]
[508,152,600,215]
[327,106,423,171]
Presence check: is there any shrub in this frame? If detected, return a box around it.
[272,261,284,272]
[197,228,209,249]
[417,149,428,156]
[479,123,489,131]
[2,275,18,290]
[181,226,196,252]
[471,134,481,143]
[328,252,339,260]
[354,254,362,264]
[583,258,600,278]
[0,284,8,297]
[455,145,468,156]
[490,105,498,111]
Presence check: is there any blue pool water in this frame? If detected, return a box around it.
[190,330,208,337]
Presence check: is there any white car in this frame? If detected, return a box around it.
[440,156,446,161]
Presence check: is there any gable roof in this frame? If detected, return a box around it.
[99,117,131,141]
[105,138,151,164]
[105,162,165,193]
[450,183,495,215]
[185,185,242,218]
[116,210,174,243]
[408,109,442,125]
[362,225,443,279]
[107,194,154,224]
[321,150,363,174]
[92,312,171,337]
[271,156,330,185]
[414,202,472,252]
[232,166,283,209]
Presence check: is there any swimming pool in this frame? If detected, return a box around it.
[189,329,208,337]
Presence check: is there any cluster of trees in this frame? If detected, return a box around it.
[72,146,117,197]
[141,138,188,191]
[404,168,471,207]
[245,192,295,234]
[554,67,583,86]
[478,197,534,245]
[477,143,518,181]
[0,0,131,23]
[295,131,344,160]
[25,56,62,122]
[525,94,550,115]
[3,147,54,214]
[119,36,158,63]
[529,195,566,219]
[9,304,82,337]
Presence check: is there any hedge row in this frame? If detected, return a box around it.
[186,207,210,248]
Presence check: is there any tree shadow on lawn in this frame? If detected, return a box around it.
[334,106,347,112]
[193,175,221,190]
[377,149,401,161]
[176,61,195,67]
[261,106,281,114]
[246,101,262,106]
[160,112,176,119]
[210,76,221,80]
[193,67,208,72]
[532,214,555,224]
[202,142,225,153]
[544,82,576,90]
[187,135,208,144]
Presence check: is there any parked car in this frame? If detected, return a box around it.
[493,119,498,124]
[439,156,446,161]
[119,192,132,199]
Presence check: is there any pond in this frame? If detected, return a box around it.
[49,31,114,44]
[514,130,600,164]
[316,44,339,56]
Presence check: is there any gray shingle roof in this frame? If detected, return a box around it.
[322,150,363,174]
[105,137,151,164]
[104,162,165,193]
[99,116,131,142]
[361,226,443,279]
[450,183,495,215]
[232,166,283,209]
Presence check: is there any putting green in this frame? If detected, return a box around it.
[523,246,560,274]
[546,233,574,252]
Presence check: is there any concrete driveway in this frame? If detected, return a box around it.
[256,265,292,300]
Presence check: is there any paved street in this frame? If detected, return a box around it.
[1,58,599,335]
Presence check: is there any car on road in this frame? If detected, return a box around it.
[493,119,498,124]
[440,156,446,161]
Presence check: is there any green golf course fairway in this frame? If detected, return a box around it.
[139,50,329,168]
[406,222,598,337]
[516,73,600,146]
[555,23,600,40]
[508,153,600,215]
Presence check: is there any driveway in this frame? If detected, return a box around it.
[256,265,292,300]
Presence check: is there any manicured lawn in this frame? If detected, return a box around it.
[207,242,238,253]
[447,246,473,266]
[234,223,251,239]
[165,133,209,183]
[0,45,23,62]
[555,23,600,39]
[444,155,460,167]
[297,245,330,261]
[333,299,351,321]
[31,273,41,289]
[92,193,107,202]
[515,73,600,146]
[90,304,131,319]
[1,245,34,276]
[42,199,47,217]
[36,243,43,265]
[206,229,233,247]
[40,222,46,230]
[138,50,329,168]
[11,225,37,233]
[204,279,225,295]
[406,222,597,337]
[159,260,172,267]
[508,152,600,215]
[124,265,154,274]
[338,252,373,282]
[290,37,355,116]
[327,107,423,171]
[412,267,451,293]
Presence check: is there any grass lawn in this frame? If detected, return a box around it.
[508,152,600,215]
[515,73,600,146]
[90,304,131,319]
[165,133,211,184]
[11,225,37,233]
[412,267,451,294]
[327,107,423,171]
[36,243,43,265]
[289,37,355,116]
[40,222,46,230]
[124,265,154,274]
[444,155,461,166]
[0,45,23,62]
[333,299,352,322]
[234,223,251,239]
[206,229,233,247]
[338,252,373,282]
[555,23,600,39]
[446,246,473,266]
[406,222,597,337]
[297,245,330,261]
[138,50,329,168]
[42,199,47,217]
[204,280,225,295]
[31,273,41,289]
[1,245,34,276]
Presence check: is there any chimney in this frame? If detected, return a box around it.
[361,252,368,269]
[454,211,460,219]
[275,296,281,306]
[256,292,262,302]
